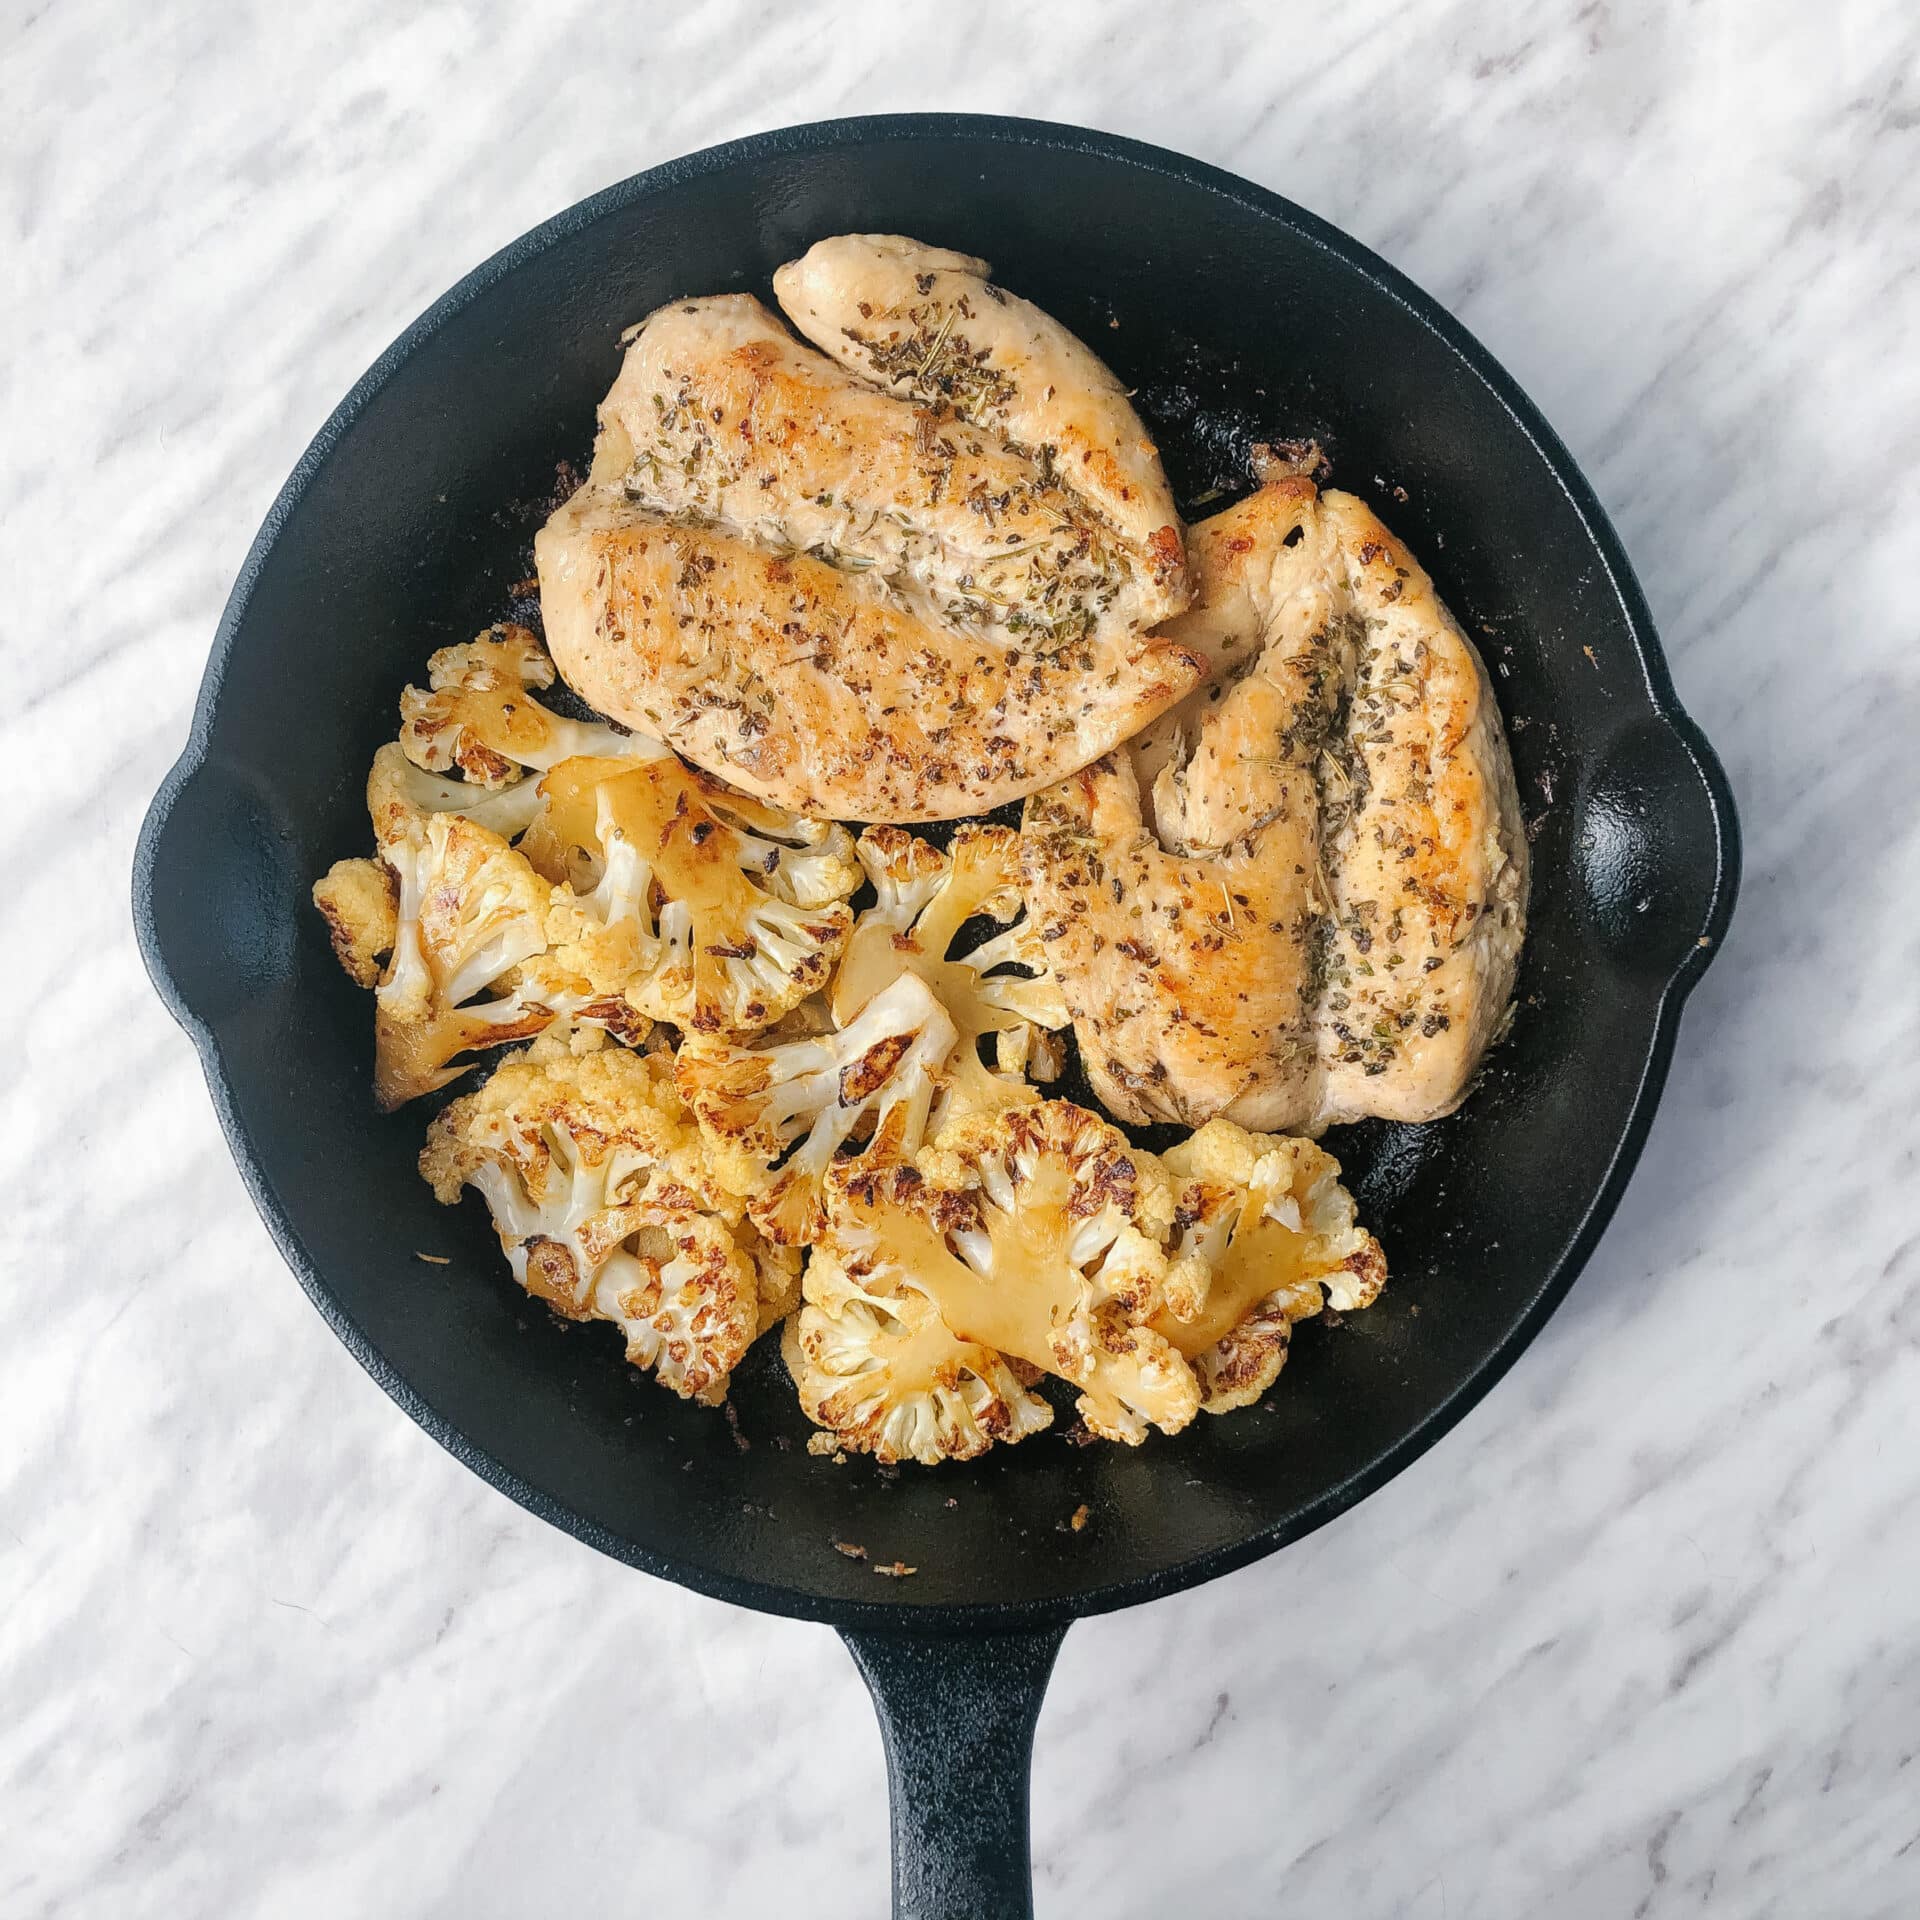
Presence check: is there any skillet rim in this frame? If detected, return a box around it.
[131,111,1740,1633]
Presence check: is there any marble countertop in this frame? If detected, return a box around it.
[7,2,1917,1913]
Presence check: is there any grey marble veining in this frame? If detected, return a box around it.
[5,1,1918,1913]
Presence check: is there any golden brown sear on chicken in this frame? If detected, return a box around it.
[1023,479,1527,1132]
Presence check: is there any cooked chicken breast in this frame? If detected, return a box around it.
[1023,481,1527,1132]
[773,234,1184,592]
[537,488,1205,823]
[538,267,1201,822]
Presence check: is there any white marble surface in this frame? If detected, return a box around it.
[6,1,1918,1913]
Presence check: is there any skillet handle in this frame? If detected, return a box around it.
[840,1624,1067,1920]
[134,749,299,1035]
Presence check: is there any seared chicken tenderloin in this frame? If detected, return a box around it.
[772,233,1185,598]
[1023,481,1526,1132]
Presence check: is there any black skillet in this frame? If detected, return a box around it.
[132,115,1738,1917]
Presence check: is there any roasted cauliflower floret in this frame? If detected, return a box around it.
[533,756,857,1036]
[818,1101,1200,1448]
[312,856,397,988]
[782,1248,1053,1466]
[370,805,553,1108]
[399,625,666,787]
[315,745,592,1104]
[379,812,549,1022]
[373,989,555,1113]
[831,825,1069,1130]
[419,1048,760,1402]
[370,956,652,1116]
[1155,1120,1387,1412]
[419,1043,725,1215]
[675,970,958,1247]
[508,953,655,1047]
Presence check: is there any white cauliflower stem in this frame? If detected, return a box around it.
[832,825,1070,1128]
[675,970,958,1246]
[368,738,548,845]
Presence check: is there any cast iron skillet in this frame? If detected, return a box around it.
[133,115,1738,1917]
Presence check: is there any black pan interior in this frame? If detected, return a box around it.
[137,118,1734,1629]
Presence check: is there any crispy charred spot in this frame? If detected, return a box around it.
[590,999,650,1045]
[1344,1242,1388,1297]
[839,1031,916,1106]
[841,1161,921,1211]
[1210,1320,1291,1395]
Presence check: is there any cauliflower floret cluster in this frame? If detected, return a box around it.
[783,1248,1054,1466]
[531,755,860,1036]
[1158,1120,1388,1412]
[400,625,666,786]
[676,970,958,1247]
[315,643,669,1107]
[419,1047,783,1402]
[788,1101,1386,1459]
[316,625,1389,1443]
[313,633,867,1107]
[668,823,1075,1263]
